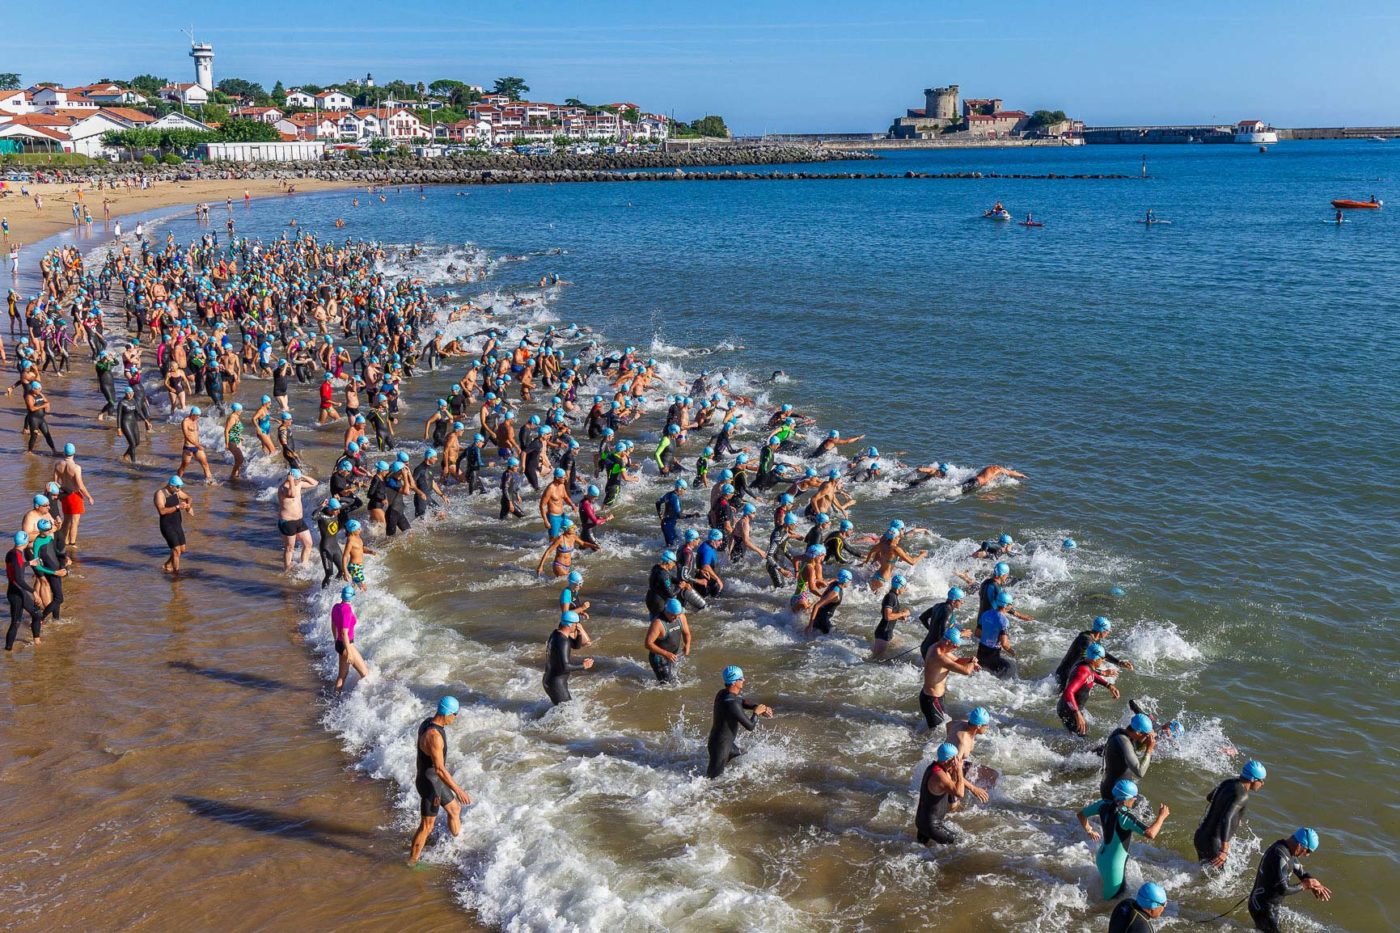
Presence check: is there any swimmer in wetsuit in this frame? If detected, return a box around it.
[918,587,966,659]
[1108,883,1168,933]
[705,665,773,778]
[154,475,192,573]
[1057,642,1120,735]
[974,591,1019,680]
[1247,828,1331,932]
[543,611,593,704]
[408,696,472,865]
[806,568,852,636]
[1194,760,1267,867]
[1099,714,1156,800]
[915,742,975,845]
[1077,779,1170,900]
[1053,616,1135,689]
[644,598,692,683]
[870,573,910,657]
[5,531,42,650]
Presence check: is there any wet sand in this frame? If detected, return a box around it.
[0,176,358,247]
[0,224,475,931]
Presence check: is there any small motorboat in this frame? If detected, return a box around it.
[983,209,1011,221]
[1331,199,1382,209]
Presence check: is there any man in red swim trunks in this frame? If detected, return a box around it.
[316,372,340,424]
[52,443,94,551]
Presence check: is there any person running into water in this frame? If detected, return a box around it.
[1099,713,1157,800]
[974,591,1019,680]
[870,573,910,658]
[1077,778,1170,900]
[1247,828,1331,932]
[408,696,472,865]
[330,586,369,695]
[920,627,980,728]
[1108,883,1168,933]
[914,742,976,846]
[154,475,192,573]
[1194,760,1267,868]
[1054,616,1135,689]
[706,665,773,778]
[1058,642,1120,736]
[543,610,593,704]
[177,407,215,484]
[944,706,995,800]
[644,598,692,683]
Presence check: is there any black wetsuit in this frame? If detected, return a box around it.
[647,614,684,683]
[1099,728,1152,800]
[1107,898,1156,933]
[810,582,843,635]
[874,588,902,642]
[31,535,63,621]
[1053,631,1128,689]
[116,396,143,459]
[316,510,342,588]
[158,489,185,549]
[1193,777,1251,862]
[645,561,684,617]
[706,688,759,778]
[5,545,41,650]
[383,475,410,536]
[543,628,586,704]
[919,601,955,658]
[822,531,863,566]
[462,444,486,494]
[414,718,452,817]
[1248,839,1314,933]
[915,761,956,845]
[412,461,434,518]
[977,576,1003,615]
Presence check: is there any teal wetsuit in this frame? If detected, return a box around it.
[1079,798,1149,900]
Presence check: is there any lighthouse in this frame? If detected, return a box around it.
[190,40,214,91]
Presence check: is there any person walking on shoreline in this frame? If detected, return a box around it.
[53,443,94,552]
[5,531,42,650]
[278,468,318,572]
[408,696,471,865]
[330,586,369,695]
[155,476,193,574]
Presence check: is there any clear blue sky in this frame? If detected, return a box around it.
[9,1,1400,132]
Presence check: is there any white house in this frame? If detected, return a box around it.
[382,108,427,140]
[0,122,73,153]
[274,112,339,140]
[160,83,209,106]
[283,89,316,109]
[338,111,370,138]
[314,89,353,111]
[231,106,284,124]
[0,89,35,116]
[31,87,100,112]
[149,111,213,131]
[64,111,132,156]
[71,83,147,105]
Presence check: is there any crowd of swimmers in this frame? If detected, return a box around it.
[3,217,1335,931]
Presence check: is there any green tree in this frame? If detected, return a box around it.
[0,73,20,91]
[202,103,231,124]
[271,80,286,99]
[217,77,267,100]
[429,79,464,98]
[622,107,640,124]
[1028,109,1069,128]
[690,115,729,138]
[215,119,280,142]
[492,76,529,101]
[448,84,479,108]
[128,74,168,97]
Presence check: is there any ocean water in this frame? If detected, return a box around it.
[150,141,1397,932]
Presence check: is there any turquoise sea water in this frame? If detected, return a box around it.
[152,141,1397,931]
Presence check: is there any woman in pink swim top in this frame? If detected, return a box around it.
[331,586,369,695]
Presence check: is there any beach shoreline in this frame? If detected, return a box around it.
[0,210,476,932]
[0,176,360,250]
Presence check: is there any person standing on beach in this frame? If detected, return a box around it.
[5,531,42,650]
[53,443,94,551]
[408,696,471,865]
[278,469,318,572]
[154,476,192,574]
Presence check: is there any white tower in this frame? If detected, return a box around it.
[187,29,214,91]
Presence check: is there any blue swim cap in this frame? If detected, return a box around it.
[722,665,744,685]
[13,531,29,547]
[837,569,853,585]
[289,468,303,479]
[280,411,292,421]
[391,462,404,472]
[968,707,991,727]
[437,696,460,716]
[998,533,1013,546]
[1109,586,1126,597]
[1063,538,1077,550]
[167,477,184,488]
[994,592,1013,608]
[721,484,734,495]
[396,451,411,463]
[587,485,600,497]
[1085,643,1107,661]
[36,519,52,532]
[867,446,879,457]
[1241,760,1267,782]
[779,494,794,505]
[674,478,688,489]
[826,469,839,480]
[891,574,906,589]
[816,512,830,524]
[340,586,355,601]
[232,402,244,413]
[190,406,202,415]
[561,610,580,626]
[708,529,724,541]
[1135,882,1167,910]
[1292,827,1319,851]
[1112,779,1139,801]
[508,457,520,467]
[935,742,958,763]
[735,453,749,465]
[994,562,1010,576]
[784,513,799,525]
[661,550,677,563]
[63,443,75,456]
[667,424,680,434]
[664,598,683,615]
[702,446,714,457]
[553,468,566,478]
[684,528,701,541]
[33,494,49,507]
[742,503,757,515]
[839,519,853,532]
[326,498,341,510]
[947,587,965,601]
[1129,713,1154,734]
[1092,616,1112,633]
[942,628,963,646]
[567,570,583,585]
[346,519,361,532]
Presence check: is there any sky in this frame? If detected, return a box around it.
[7,1,1400,133]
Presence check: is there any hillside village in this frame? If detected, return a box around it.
[0,50,725,161]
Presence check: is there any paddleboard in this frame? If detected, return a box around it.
[1019,222,1045,228]
[1136,220,1173,225]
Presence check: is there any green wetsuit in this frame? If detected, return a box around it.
[1079,798,1150,900]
